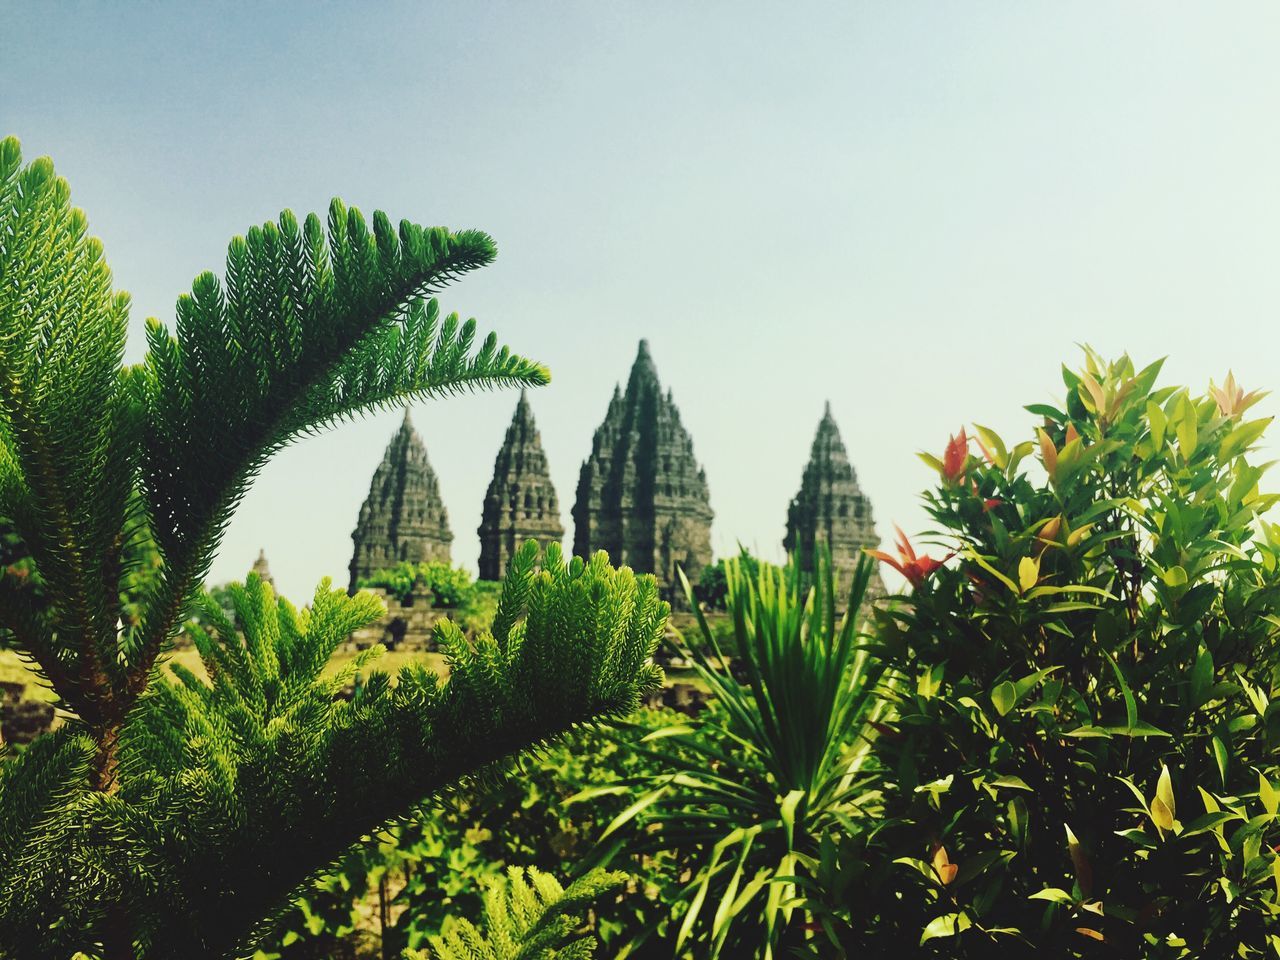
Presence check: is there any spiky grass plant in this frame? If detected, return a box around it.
[0,137,664,960]
[579,554,888,958]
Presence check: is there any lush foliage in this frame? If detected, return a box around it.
[405,866,625,960]
[359,561,475,609]
[693,547,761,610]
[0,136,664,960]
[252,351,1280,960]
[263,708,695,958]
[13,125,1280,960]
[579,554,886,957]
[868,353,1280,955]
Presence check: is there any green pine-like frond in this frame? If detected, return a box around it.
[409,866,626,960]
[0,728,98,959]
[103,541,662,959]
[133,201,547,685]
[0,135,137,718]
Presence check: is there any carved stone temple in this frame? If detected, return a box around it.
[783,403,881,598]
[348,410,453,590]
[477,391,565,580]
[572,340,713,596]
[251,549,275,589]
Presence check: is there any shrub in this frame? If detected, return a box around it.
[693,547,761,610]
[867,352,1280,956]
[359,561,475,608]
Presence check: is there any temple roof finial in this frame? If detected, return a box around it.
[478,390,563,580]
[784,406,877,591]
[251,548,275,588]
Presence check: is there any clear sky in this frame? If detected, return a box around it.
[4,2,1280,600]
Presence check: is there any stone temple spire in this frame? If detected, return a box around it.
[572,340,713,596]
[784,403,879,597]
[250,548,275,589]
[348,410,452,590]
[477,391,565,580]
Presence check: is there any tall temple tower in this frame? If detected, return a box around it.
[783,403,879,596]
[572,340,713,595]
[348,410,453,590]
[477,391,565,580]
[250,548,275,589]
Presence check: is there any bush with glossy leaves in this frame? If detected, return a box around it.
[867,352,1280,957]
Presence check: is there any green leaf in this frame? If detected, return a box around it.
[1212,736,1230,788]
[1191,644,1214,708]
[1029,888,1075,904]
[1024,403,1066,421]
[1151,765,1176,831]
[598,784,670,843]
[1013,667,1060,700]
[963,549,1020,595]
[989,775,1033,792]
[1260,773,1278,817]
[991,681,1017,717]
[972,423,1008,467]
[1065,824,1093,896]
[1104,651,1140,730]
[1220,417,1272,460]
[778,789,804,846]
[1180,811,1239,837]
[1007,797,1030,850]
[920,912,972,944]
[1198,785,1221,814]
[1147,400,1167,448]
[1177,395,1198,460]
[1100,721,1172,738]
[1018,556,1040,593]
[1063,725,1112,739]
[918,452,945,473]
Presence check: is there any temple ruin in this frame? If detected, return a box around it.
[477,390,565,580]
[348,410,452,590]
[783,402,880,597]
[251,548,275,589]
[572,340,713,596]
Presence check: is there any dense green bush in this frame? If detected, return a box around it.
[359,561,475,608]
[866,353,1280,956]
[693,547,761,610]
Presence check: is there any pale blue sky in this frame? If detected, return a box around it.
[4,2,1280,598]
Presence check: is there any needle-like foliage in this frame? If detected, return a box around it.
[0,137,664,960]
[408,866,627,960]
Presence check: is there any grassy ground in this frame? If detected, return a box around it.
[0,646,449,702]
